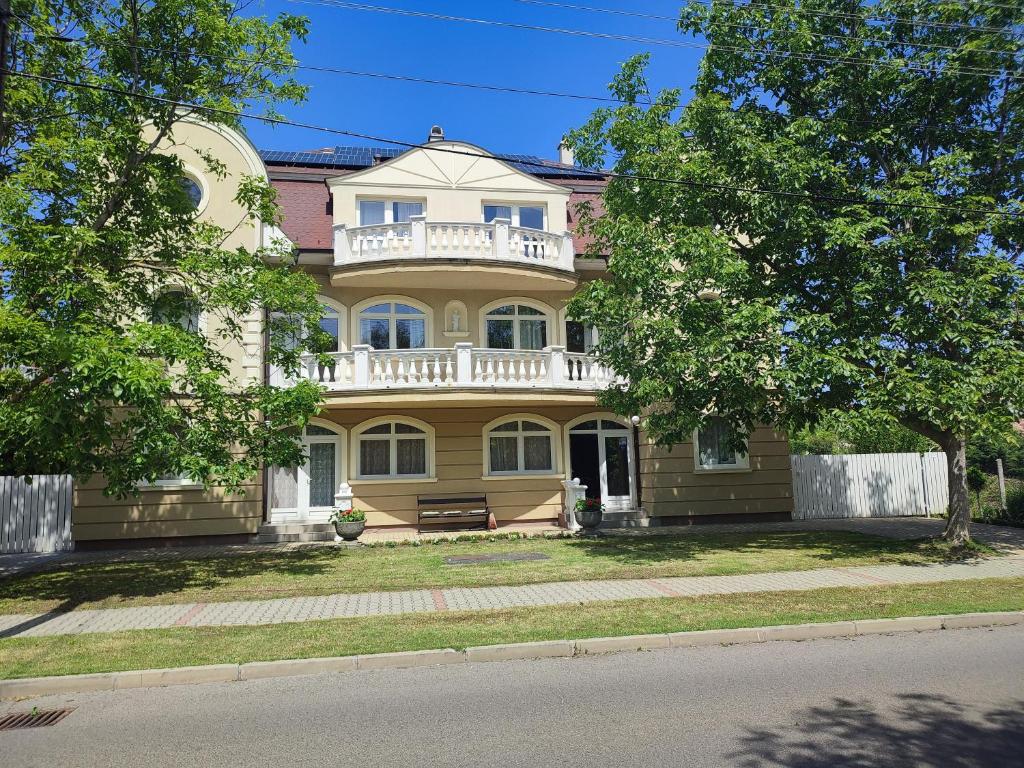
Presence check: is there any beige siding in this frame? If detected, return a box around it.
[323,406,598,527]
[72,477,262,542]
[639,425,794,519]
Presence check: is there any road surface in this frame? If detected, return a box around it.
[3,625,1023,767]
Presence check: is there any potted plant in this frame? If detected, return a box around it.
[329,508,366,541]
[575,497,605,536]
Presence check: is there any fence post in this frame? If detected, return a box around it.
[919,453,931,518]
[997,458,1007,510]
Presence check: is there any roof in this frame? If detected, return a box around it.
[259,145,604,179]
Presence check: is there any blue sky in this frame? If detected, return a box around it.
[244,1,704,160]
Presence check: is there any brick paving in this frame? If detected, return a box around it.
[2,536,1023,639]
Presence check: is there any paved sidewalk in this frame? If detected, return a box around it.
[2,549,1023,639]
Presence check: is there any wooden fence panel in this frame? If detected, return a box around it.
[0,475,73,553]
[792,453,949,520]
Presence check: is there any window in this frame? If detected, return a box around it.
[180,176,203,210]
[483,204,545,230]
[153,290,201,334]
[484,304,548,350]
[269,423,344,516]
[357,421,429,479]
[358,301,426,349]
[358,199,424,225]
[318,303,341,353]
[147,471,200,488]
[694,416,750,471]
[486,419,554,475]
[566,321,598,353]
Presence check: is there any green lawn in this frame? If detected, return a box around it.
[0,576,1020,680]
[0,530,988,615]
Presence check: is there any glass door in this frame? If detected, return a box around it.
[568,418,635,511]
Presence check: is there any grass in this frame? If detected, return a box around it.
[0,530,990,615]
[0,576,1021,680]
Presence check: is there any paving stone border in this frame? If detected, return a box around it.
[3,611,1021,701]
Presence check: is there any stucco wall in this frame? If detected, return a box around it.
[639,425,794,520]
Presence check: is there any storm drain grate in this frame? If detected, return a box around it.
[0,708,74,731]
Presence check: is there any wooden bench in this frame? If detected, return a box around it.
[417,495,489,531]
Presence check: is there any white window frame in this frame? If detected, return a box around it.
[353,417,434,481]
[269,420,346,521]
[357,300,428,350]
[143,472,202,490]
[357,198,426,225]
[152,287,206,335]
[483,417,558,477]
[482,301,552,350]
[482,203,547,230]
[693,416,751,473]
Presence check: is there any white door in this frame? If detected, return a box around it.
[568,419,635,511]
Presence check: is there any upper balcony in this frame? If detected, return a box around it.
[331,215,578,292]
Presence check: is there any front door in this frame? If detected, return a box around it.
[568,419,635,511]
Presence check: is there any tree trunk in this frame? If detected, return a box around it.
[942,436,971,545]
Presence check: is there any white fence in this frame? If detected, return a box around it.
[791,452,949,520]
[0,475,73,553]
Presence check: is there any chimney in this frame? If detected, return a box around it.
[558,140,575,166]
[427,125,445,143]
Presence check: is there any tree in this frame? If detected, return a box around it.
[0,1,327,496]
[790,410,936,455]
[566,1,1023,544]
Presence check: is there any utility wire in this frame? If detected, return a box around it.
[20,30,1014,134]
[287,0,1023,80]
[5,68,1020,219]
[512,0,1024,56]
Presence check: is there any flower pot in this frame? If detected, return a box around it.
[576,504,603,535]
[333,520,365,541]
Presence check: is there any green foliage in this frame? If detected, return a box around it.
[329,508,367,524]
[966,467,987,495]
[966,429,1024,478]
[565,1,1024,537]
[791,411,936,455]
[0,1,324,495]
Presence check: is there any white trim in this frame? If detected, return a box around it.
[351,295,434,349]
[351,415,435,481]
[692,417,751,473]
[479,297,558,349]
[563,412,637,510]
[482,413,561,477]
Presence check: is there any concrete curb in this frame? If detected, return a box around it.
[3,611,1022,700]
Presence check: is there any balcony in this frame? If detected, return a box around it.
[294,344,613,396]
[330,216,578,291]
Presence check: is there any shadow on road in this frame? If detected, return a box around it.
[729,693,1024,767]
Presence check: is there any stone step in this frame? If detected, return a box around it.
[257,530,337,544]
[600,509,653,529]
[258,523,334,535]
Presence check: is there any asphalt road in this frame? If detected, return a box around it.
[3,626,1023,767]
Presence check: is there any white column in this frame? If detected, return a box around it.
[410,214,427,257]
[561,478,586,531]
[547,345,565,386]
[333,224,351,266]
[333,481,354,511]
[352,344,371,387]
[493,217,511,259]
[559,231,575,270]
[455,342,473,385]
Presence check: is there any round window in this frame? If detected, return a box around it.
[180,176,203,209]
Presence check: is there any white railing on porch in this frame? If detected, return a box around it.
[296,344,615,391]
[334,215,575,271]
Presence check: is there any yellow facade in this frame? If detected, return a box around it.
[74,121,794,545]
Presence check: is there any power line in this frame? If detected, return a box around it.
[512,0,1024,56]
[5,68,1020,219]
[20,30,1013,134]
[287,0,1023,80]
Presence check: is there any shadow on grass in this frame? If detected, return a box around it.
[0,549,335,633]
[729,694,1024,767]
[565,530,956,567]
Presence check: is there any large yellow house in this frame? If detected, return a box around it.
[73,120,793,546]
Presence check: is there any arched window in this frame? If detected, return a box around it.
[318,303,341,352]
[359,301,426,349]
[356,419,430,479]
[484,304,548,350]
[152,289,201,334]
[269,421,345,520]
[486,418,555,475]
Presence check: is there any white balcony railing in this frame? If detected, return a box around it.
[294,344,614,392]
[333,216,575,271]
